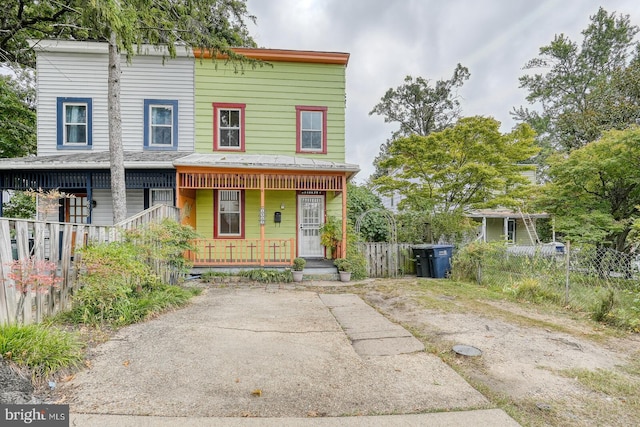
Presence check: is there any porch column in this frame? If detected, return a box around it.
[503,217,509,242]
[482,217,487,242]
[341,175,347,258]
[86,172,93,224]
[260,174,265,267]
[175,170,184,223]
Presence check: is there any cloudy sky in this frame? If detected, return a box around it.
[245,1,640,183]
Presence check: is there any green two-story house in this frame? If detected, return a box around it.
[176,48,359,267]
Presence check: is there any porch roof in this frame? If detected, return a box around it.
[173,153,360,178]
[466,209,549,219]
[0,151,187,170]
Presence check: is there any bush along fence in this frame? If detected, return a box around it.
[450,241,640,330]
[0,205,181,326]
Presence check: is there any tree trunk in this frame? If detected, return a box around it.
[108,32,127,224]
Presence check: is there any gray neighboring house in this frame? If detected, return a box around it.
[0,40,195,224]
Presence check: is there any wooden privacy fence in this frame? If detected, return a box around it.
[357,242,416,278]
[0,205,181,326]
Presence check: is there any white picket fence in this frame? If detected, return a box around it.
[0,205,180,325]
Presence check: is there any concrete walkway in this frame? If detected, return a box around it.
[61,287,519,426]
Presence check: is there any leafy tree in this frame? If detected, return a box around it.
[0,72,35,157]
[1,0,82,68]
[375,116,538,213]
[346,183,389,242]
[375,116,538,242]
[369,64,470,178]
[1,191,36,219]
[536,126,640,252]
[516,7,640,153]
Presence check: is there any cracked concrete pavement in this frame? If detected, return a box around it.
[59,286,519,425]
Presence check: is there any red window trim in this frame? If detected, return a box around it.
[296,105,327,154]
[213,102,246,152]
[213,189,245,239]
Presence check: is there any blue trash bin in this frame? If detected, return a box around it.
[427,244,454,278]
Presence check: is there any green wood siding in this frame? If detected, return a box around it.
[196,189,214,238]
[483,218,535,245]
[195,189,298,240]
[195,61,346,162]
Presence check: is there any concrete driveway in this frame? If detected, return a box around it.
[61,285,519,426]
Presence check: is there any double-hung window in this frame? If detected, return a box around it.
[216,190,243,237]
[296,106,327,154]
[57,97,92,149]
[144,99,178,150]
[213,103,245,151]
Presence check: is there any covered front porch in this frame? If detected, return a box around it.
[466,209,550,245]
[175,153,359,267]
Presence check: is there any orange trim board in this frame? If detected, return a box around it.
[192,48,349,65]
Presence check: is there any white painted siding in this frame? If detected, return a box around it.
[91,189,146,226]
[37,48,194,155]
[91,190,115,226]
[126,189,145,220]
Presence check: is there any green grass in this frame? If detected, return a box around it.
[0,323,84,381]
[238,269,293,283]
[557,367,640,417]
[58,283,200,327]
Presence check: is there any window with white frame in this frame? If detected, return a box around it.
[144,100,178,150]
[296,106,327,153]
[213,103,245,151]
[150,189,174,206]
[57,97,92,148]
[217,190,242,236]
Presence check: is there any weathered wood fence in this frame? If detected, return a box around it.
[0,205,180,326]
[357,242,416,278]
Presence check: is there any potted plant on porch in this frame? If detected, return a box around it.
[292,257,306,282]
[334,258,352,282]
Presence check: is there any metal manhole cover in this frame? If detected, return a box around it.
[452,344,482,357]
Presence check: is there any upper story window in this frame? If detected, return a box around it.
[213,103,245,151]
[144,99,178,150]
[296,106,327,154]
[57,97,92,149]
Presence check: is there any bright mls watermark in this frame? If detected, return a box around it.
[1,405,69,426]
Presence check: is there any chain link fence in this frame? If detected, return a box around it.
[451,242,640,308]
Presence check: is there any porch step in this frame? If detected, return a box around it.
[301,258,339,280]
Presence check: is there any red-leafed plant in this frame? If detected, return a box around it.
[6,257,61,323]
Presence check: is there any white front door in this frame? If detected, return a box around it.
[298,195,324,258]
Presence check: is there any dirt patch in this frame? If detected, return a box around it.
[356,278,640,426]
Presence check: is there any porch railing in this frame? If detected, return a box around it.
[188,238,295,267]
[115,204,181,231]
